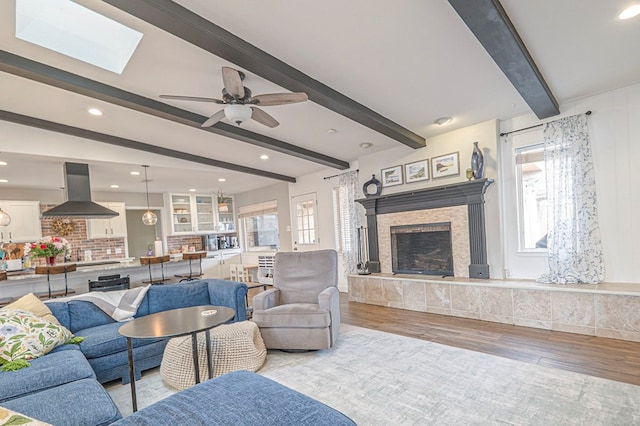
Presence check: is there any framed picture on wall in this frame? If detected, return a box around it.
[381,165,403,187]
[404,159,429,183]
[431,152,460,178]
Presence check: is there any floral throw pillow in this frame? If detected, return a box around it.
[0,309,72,365]
[0,407,51,425]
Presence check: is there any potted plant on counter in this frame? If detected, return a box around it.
[25,236,71,266]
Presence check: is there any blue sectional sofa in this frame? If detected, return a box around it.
[0,279,248,425]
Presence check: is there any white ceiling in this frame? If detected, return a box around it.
[0,0,639,195]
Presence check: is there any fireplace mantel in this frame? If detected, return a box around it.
[356,178,494,278]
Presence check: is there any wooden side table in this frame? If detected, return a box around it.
[140,255,171,284]
[35,263,77,298]
[175,251,206,282]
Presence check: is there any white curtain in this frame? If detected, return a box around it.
[538,114,605,284]
[337,171,362,276]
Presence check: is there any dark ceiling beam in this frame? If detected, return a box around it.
[0,50,349,170]
[102,0,426,149]
[0,110,296,183]
[447,0,559,119]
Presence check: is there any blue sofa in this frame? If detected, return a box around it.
[0,279,248,426]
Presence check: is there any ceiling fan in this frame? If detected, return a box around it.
[159,67,308,128]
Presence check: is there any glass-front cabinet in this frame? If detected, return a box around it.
[170,194,194,234]
[195,195,215,232]
[167,193,233,235]
[217,195,235,232]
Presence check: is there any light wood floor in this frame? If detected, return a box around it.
[338,293,640,386]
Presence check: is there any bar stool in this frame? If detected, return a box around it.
[140,255,171,284]
[35,263,77,298]
[175,251,206,283]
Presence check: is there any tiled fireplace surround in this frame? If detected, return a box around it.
[350,180,640,343]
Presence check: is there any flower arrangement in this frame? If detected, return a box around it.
[24,236,71,259]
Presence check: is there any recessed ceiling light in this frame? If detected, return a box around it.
[434,116,453,126]
[0,161,6,166]
[0,179,8,183]
[359,142,373,149]
[189,188,196,192]
[619,5,640,19]
[260,154,269,160]
[218,178,226,182]
[130,171,140,176]
[88,108,103,116]
[327,128,337,134]
[110,184,119,188]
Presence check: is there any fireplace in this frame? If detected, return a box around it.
[356,179,493,279]
[391,223,453,275]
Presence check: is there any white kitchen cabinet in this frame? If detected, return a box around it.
[87,202,127,239]
[200,249,241,279]
[167,194,215,235]
[219,249,241,279]
[0,201,42,242]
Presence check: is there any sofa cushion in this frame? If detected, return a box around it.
[75,322,164,359]
[68,301,115,333]
[3,293,60,325]
[111,370,355,425]
[0,309,73,364]
[44,301,70,330]
[1,378,122,426]
[252,304,331,328]
[146,281,210,314]
[0,350,94,403]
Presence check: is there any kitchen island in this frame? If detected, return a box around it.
[0,256,199,304]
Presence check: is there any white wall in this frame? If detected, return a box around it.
[499,81,640,283]
[357,119,504,279]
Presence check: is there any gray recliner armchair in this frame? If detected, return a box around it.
[252,249,340,350]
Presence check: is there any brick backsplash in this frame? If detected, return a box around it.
[166,235,203,253]
[35,204,126,264]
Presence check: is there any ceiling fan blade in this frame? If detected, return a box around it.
[201,109,226,127]
[250,107,279,128]
[252,92,308,106]
[222,67,245,99]
[159,94,224,103]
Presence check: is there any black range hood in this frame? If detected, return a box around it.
[42,163,119,219]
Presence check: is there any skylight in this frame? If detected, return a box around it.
[15,0,143,74]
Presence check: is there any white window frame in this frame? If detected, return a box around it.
[238,200,279,252]
[515,143,548,252]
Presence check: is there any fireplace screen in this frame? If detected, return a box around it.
[390,222,453,276]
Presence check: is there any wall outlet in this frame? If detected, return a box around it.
[106,248,111,255]
[505,268,511,278]
[115,247,122,254]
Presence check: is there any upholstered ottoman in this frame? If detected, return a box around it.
[112,370,355,425]
[160,320,266,390]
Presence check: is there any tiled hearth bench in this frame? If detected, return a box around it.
[349,274,640,342]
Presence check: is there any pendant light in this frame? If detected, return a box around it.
[141,165,158,226]
[0,207,10,227]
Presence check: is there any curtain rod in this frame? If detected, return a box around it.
[323,169,359,180]
[499,110,592,137]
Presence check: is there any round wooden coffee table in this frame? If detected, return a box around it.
[118,305,235,412]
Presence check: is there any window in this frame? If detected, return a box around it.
[238,201,279,251]
[332,186,353,254]
[515,144,548,250]
[291,193,318,246]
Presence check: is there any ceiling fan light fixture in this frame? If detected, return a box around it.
[224,104,252,125]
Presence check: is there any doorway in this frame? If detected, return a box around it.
[126,209,162,259]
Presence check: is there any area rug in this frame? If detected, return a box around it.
[106,324,640,425]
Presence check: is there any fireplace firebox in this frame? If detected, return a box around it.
[391,222,453,276]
